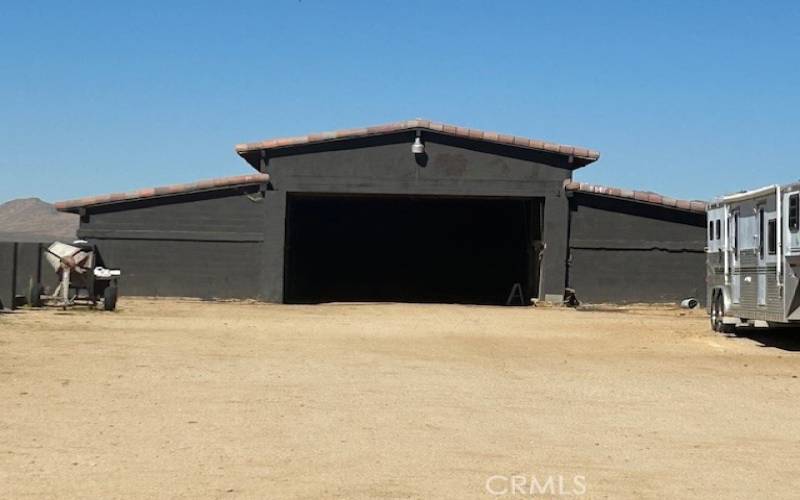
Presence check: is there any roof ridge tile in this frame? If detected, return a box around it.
[235,119,600,163]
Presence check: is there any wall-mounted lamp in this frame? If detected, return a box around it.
[411,133,425,154]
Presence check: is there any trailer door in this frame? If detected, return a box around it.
[730,210,740,304]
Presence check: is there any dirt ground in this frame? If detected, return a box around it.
[1,299,800,499]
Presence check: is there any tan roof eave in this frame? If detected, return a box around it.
[235,119,600,164]
[55,173,270,212]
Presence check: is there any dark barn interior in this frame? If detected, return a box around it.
[284,194,542,304]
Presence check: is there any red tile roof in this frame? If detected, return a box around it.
[55,173,270,212]
[565,181,706,213]
[235,118,600,164]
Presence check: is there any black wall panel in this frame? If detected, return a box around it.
[0,243,15,310]
[567,193,706,304]
[1,242,62,310]
[266,137,573,197]
[569,248,705,304]
[79,190,267,300]
[568,193,705,251]
[15,243,42,300]
[90,239,262,299]
[260,191,286,302]
[14,243,65,299]
[80,189,266,242]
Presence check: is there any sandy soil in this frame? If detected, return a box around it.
[1,299,800,499]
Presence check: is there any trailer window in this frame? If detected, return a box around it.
[768,219,777,254]
[708,221,713,241]
[758,208,765,258]
[715,219,721,240]
[733,212,739,252]
[790,194,799,231]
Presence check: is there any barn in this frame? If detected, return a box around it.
[49,119,707,307]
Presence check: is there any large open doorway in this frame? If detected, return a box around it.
[284,194,543,304]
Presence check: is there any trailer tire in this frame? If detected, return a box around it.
[710,292,720,332]
[28,283,43,308]
[713,293,735,334]
[103,286,118,311]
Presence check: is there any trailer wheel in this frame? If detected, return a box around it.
[713,293,735,334]
[710,293,720,331]
[103,286,118,311]
[28,283,44,308]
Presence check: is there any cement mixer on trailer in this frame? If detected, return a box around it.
[29,241,121,310]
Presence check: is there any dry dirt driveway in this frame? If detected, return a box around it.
[1,299,799,499]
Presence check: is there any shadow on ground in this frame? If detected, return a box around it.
[728,327,800,352]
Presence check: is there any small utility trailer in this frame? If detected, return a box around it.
[29,241,121,311]
[707,183,800,331]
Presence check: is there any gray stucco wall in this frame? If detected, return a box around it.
[567,193,706,304]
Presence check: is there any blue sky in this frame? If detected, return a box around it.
[1,1,798,203]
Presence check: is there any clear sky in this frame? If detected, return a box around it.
[1,1,798,203]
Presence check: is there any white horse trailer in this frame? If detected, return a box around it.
[707,183,800,331]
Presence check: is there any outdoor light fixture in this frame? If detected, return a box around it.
[411,135,425,154]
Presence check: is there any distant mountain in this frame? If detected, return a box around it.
[0,198,79,243]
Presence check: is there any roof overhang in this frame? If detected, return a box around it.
[565,181,706,214]
[235,119,600,169]
[55,173,270,213]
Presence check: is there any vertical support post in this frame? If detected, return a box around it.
[10,243,18,310]
[540,191,570,303]
[36,243,42,285]
[260,190,287,302]
[259,151,268,173]
[776,185,782,288]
